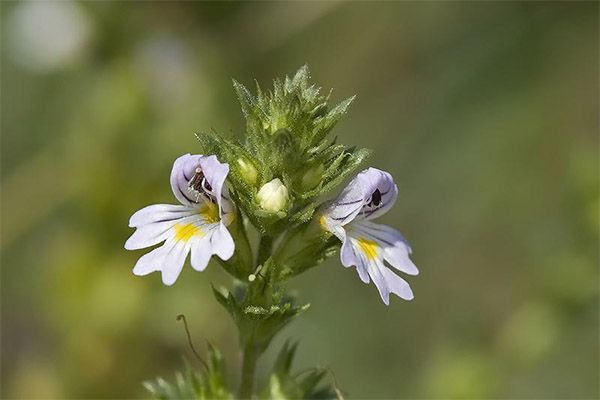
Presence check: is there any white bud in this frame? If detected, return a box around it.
[256,178,289,212]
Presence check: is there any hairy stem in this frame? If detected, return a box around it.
[237,235,274,399]
[238,341,259,399]
[256,235,273,268]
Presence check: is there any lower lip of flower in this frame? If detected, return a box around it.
[357,237,379,260]
[173,223,203,242]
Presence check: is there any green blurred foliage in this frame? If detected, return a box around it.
[1,1,598,398]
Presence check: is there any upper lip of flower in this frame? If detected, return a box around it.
[171,154,232,218]
[323,167,398,226]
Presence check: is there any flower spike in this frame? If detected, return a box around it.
[125,154,235,285]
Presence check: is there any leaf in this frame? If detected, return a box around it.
[143,354,234,400]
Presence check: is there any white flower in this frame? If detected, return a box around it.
[125,154,235,285]
[320,168,418,304]
[256,178,289,212]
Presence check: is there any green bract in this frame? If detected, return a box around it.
[195,65,371,235]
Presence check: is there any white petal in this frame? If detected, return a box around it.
[367,257,391,305]
[351,221,418,276]
[340,236,358,264]
[341,230,415,304]
[125,219,174,250]
[340,236,371,284]
[381,265,414,301]
[129,204,194,227]
[190,233,212,272]
[125,214,201,250]
[356,263,371,284]
[320,215,346,241]
[211,223,235,260]
[132,240,175,276]
[189,222,234,271]
[367,258,414,304]
[160,241,190,286]
[132,239,192,285]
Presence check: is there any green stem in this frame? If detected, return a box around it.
[237,235,273,399]
[238,341,259,399]
[256,235,273,268]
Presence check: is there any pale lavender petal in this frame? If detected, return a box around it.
[322,168,398,227]
[170,153,203,206]
[361,169,397,221]
[129,204,195,227]
[198,155,231,218]
[323,170,377,225]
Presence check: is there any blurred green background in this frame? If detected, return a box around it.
[1,1,598,399]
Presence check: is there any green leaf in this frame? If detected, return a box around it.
[143,354,234,400]
[212,281,310,353]
[259,341,343,400]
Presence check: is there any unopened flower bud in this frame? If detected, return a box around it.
[237,157,258,186]
[256,178,289,212]
[301,164,324,190]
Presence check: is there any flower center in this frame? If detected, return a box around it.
[366,189,382,208]
[188,167,216,203]
[199,202,220,224]
[357,237,379,260]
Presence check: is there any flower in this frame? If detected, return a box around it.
[256,178,289,212]
[320,168,418,304]
[125,154,235,285]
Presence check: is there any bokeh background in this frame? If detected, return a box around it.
[2,1,598,399]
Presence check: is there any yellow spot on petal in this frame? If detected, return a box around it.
[173,223,203,242]
[319,216,328,230]
[358,237,379,260]
[199,202,220,224]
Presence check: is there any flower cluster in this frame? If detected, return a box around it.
[125,66,420,399]
[126,152,418,305]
